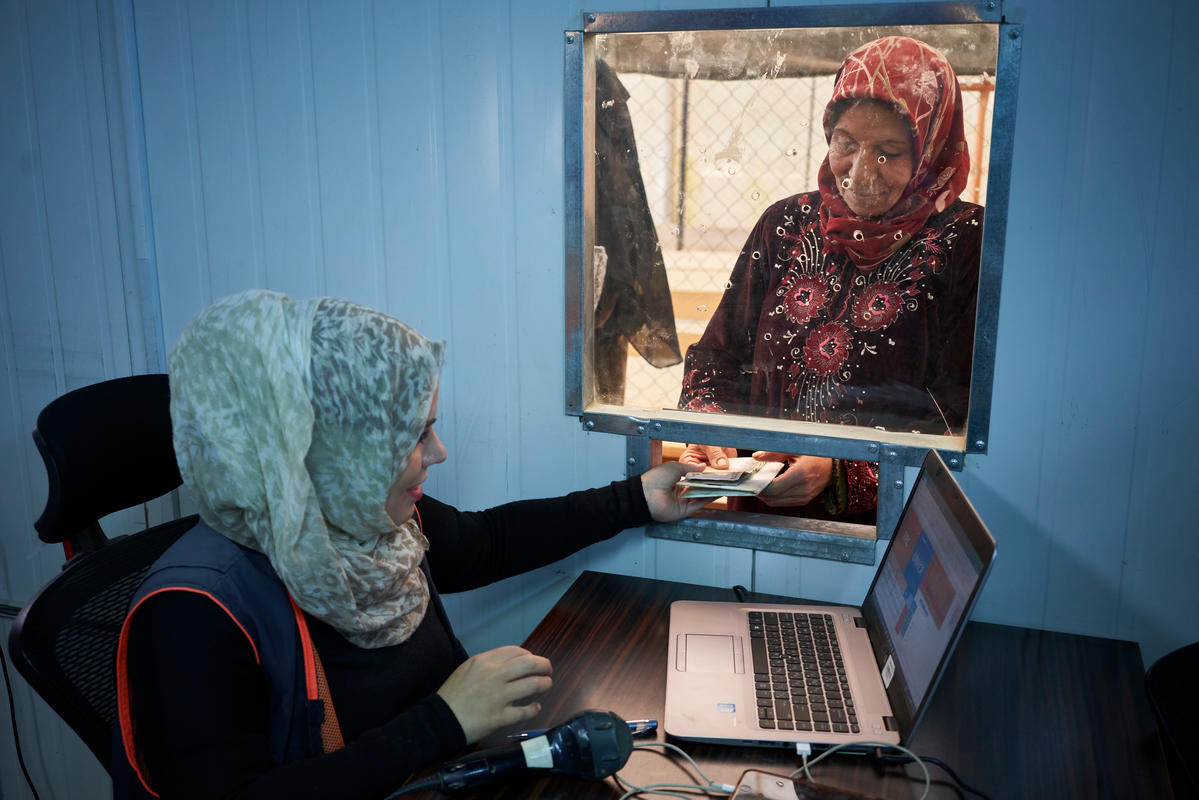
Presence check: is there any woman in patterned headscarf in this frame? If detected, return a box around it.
[678,36,982,522]
[114,290,704,799]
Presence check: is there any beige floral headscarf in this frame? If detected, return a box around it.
[168,290,444,648]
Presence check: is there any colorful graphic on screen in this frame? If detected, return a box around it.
[894,531,957,636]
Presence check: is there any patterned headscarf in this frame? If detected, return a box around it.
[817,36,970,269]
[168,290,445,648]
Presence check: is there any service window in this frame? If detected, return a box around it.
[565,3,1021,559]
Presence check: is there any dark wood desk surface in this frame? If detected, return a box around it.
[404,570,1172,799]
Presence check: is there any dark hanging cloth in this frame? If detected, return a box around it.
[593,58,682,403]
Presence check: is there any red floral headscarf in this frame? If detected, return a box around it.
[817,36,970,269]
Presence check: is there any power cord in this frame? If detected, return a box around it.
[794,741,930,799]
[871,749,992,800]
[1,641,44,800]
[611,741,735,799]
[608,737,988,800]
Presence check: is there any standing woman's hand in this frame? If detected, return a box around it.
[677,444,738,470]
[437,646,553,744]
[640,460,712,522]
[753,452,833,507]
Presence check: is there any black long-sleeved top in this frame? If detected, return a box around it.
[125,478,650,799]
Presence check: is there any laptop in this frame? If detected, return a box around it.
[664,448,996,750]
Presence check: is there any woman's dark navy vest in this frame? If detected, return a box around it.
[112,520,465,799]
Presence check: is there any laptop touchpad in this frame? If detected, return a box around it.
[677,633,744,673]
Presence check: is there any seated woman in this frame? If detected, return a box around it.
[114,290,705,799]
[678,36,982,522]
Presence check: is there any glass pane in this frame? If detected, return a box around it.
[590,24,998,439]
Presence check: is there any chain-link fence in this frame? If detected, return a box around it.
[614,69,995,411]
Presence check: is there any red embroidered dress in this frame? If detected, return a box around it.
[679,192,981,433]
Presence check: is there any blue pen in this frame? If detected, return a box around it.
[508,718,657,739]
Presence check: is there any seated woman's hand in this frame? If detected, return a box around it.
[437,645,552,744]
[640,460,714,522]
[678,443,738,470]
[753,452,833,507]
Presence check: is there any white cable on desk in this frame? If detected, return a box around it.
[794,740,931,800]
[611,738,932,799]
[611,741,735,799]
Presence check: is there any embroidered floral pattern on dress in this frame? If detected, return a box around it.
[678,192,977,427]
[853,282,902,331]
[681,369,726,413]
[683,396,725,414]
[803,322,852,376]
[907,238,945,275]
[846,460,879,514]
[782,275,829,325]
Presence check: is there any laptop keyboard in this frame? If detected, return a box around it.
[748,610,860,734]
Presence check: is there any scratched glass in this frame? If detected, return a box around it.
[587,23,999,439]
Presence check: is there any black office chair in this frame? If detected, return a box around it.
[1145,641,1199,800]
[6,374,198,772]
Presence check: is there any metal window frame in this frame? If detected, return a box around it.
[564,2,1022,562]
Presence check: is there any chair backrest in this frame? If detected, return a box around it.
[31,373,183,555]
[8,374,198,772]
[1145,641,1199,799]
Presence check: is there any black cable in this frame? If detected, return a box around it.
[1,642,44,800]
[872,747,991,800]
[917,755,991,800]
[383,774,442,799]
[732,584,749,601]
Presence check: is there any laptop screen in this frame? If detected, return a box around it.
[861,451,996,737]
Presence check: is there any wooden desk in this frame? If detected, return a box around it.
[405,571,1172,799]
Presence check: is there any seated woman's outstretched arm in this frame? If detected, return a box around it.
[422,460,705,594]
